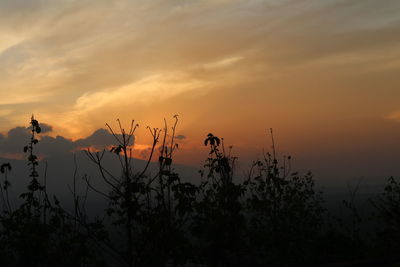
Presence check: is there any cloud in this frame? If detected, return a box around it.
[175,135,186,140]
[75,128,134,148]
[201,56,243,69]
[0,126,30,154]
[385,110,400,123]
[0,124,129,158]
[73,72,209,111]
[27,122,53,133]
[0,108,13,117]
[39,123,53,133]
[39,135,75,157]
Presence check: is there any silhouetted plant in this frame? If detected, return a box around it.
[0,116,104,267]
[0,162,12,213]
[84,116,196,267]
[244,129,325,265]
[341,181,366,254]
[371,176,400,255]
[319,181,368,264]
[191,133,247,266]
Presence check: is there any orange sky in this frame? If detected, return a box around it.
[1,0,400,182]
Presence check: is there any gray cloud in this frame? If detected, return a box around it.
[1,127,31,153]
[27,122,53,133]
[175,135,186,140]
[0,125,127,157]
[75,128,134,148]
[39,123,53,133]
[39,135,75,156]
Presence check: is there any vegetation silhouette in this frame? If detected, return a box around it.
[0,116,104,267]
[0,116,399,266]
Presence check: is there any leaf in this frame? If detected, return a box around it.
[204,138,209,146]
[31,119,39,127]
[3,180,10,189]
[53,195,60,205]
[28,155,37,162]
[215,137,220,146]
[1,163,11,173]
[1,163,12,173]
[23,146,28,153]
[111,145,123,155]
[35,126,41,134]
[209,138,215,146]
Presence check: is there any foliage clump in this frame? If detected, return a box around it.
[371,176,400,255]
[0,116,104,267]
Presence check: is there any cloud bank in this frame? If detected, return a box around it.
[0,124,129,159]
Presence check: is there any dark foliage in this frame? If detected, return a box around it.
[0,116,105,267]
[371,176,400,256]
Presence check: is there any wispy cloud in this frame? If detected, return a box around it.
[385,110,400,123]
[0,0,399,146]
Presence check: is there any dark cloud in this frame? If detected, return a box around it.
[39,135,75,156]
[27,122,53,133]
[175,135,186,140]
[0,125,129,157]
[75,128,134,148]
[75,129,117,148]
[38,123,53,133]
[0,127,30,153]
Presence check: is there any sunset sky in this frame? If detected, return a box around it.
[1,0,400,182]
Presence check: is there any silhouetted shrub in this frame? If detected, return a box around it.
[0,117,105,267]
[191,133,247,266]
[371,176,400,255]
[244,131,325,266]
[84,116,196,267]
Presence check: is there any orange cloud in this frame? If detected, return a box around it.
[385,110,400,123]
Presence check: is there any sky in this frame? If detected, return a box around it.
[1,0,400,183]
